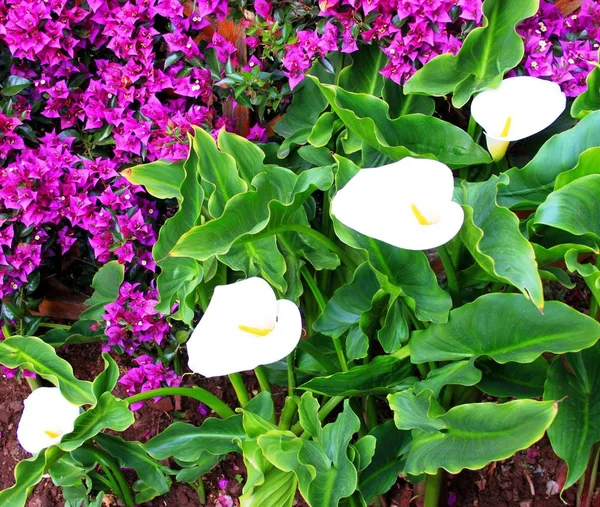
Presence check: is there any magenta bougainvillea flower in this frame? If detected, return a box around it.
[103,282,170,355]
[118,354,181,410]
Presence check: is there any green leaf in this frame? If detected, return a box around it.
[414,360,482,398]
[307,112,342,148]
[0,336,94,405]
[544,343,600,490]
[95,434,171,500]
[122,159,185,199]
[59,393,134,451]
[533,175,600,243]
[382,80,435,118]
[0,447,60,506]
[298,356,414,396]
[245,391,276,423]
[144,416,244,462]
[564,249,600,304]
[92,354,119,400]
[377,296,409,354]
[1,75,31,96]
[404,0,538,107]
[398,399,557,474]
[358,421,410,503]
[298,392,322,441]
[218,129,270,183]
[41,320,104,347]
[151,132,204,321]
[478,357,548,398]
[194,127,247,218]
[410,293,600,364]
[571,50,600,119]
[554,147,600,190]
[275,62,333,139]
[499,110,600,208]
[154,257,203,321]
[240,467,297,507]
[313,262,379,339]
[389,390,446,433]
[460,175,544,309]
[80,261,124,321]
[169,165,335,289]
[338,44,387,96]
[352,436,376,472]
[311,78,490,166]
[258,400,360,507]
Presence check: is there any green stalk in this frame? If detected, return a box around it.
[228,373,250,407]
[301,266,349,372]
[365,396,378,430]
[279,396,298,430]
[577,472,586,507]
[89,470,119,493]
[25,376,41,391]
[125,387,235,418]
[286,352,296,397]
[424,469,445,507]
[584,444,600,507]
[37,322,70,330]
[86,446,135,507]
[467,114,478,140]
[196,478,207,504]
[240,223,357,270]
[254,366,271,393]
[437,245,462,306]
[391,344,411,361]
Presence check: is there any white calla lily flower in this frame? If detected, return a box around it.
[332,157,464,251]
[17,387,80,454]
[187,277,302,378]
[471,76,566,161]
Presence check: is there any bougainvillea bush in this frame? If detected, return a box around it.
[2,0,600,505]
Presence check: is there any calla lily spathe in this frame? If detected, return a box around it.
[332,157,464,251]
[471,76,566,161]
[187,277,302,378]
[17,387,80,454]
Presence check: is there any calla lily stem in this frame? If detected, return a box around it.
[25,376,41,391]
[254,366,271,393]
[424,470,445,507]
[125,387,235,419]
[436,245,462,305]
[300,266,349,372]
[85,445,135,507]
[228,373,251,407]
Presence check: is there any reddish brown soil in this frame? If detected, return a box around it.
[0,343,595,507]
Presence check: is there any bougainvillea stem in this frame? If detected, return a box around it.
[125,387,235,419]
